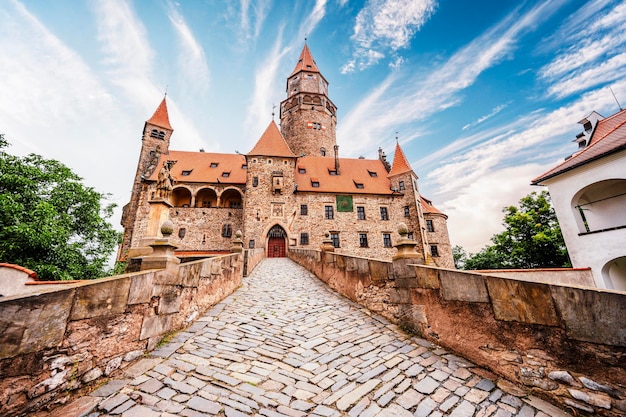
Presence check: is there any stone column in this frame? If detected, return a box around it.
[146,198,173,238]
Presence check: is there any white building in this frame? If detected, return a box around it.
[532,109,626,290]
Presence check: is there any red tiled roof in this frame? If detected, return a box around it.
[295,156,393,194]
[532,108,626,184]
[290,43,320,76]
[146,97,173,130]
[148,151,247,184]
[248,121,296,157]
[421,196,446,217]
[388,142,413,176]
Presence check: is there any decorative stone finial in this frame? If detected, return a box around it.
[397,222,409,238]
[235,230,243,239]
[321,231,334,252]
[161,220,174,237]
[231,230,244,253]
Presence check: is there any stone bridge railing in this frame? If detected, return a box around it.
[288,248,626,416]
[0,252,243,416]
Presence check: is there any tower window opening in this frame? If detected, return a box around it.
[222,224,232,237]
[320,148,326,156]
[399,181,405,191]
[157,131,165,139]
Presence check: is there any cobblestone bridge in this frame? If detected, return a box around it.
[49,258,572,417]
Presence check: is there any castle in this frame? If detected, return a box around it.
[119,44,454,268]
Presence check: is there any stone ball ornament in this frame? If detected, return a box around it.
[161,220,175,236]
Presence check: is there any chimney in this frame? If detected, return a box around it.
[334,145,340,175]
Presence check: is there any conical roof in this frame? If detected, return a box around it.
[388,142,413,176]
[146,97,172,130]
[248,121,296,157]
[290,43,320,76]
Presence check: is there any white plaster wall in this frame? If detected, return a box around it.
[540,149,626,289]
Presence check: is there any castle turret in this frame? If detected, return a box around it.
[280,43,337,158]
[119,97,174,260]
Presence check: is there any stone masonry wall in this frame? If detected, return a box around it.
[288,248,626,416]
[0,254,242,416]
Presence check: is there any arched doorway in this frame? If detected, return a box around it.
[267,225,287,258]
[602,257,626,291]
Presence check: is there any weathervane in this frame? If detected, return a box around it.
[272,103,276,120]
[395,131,399,143]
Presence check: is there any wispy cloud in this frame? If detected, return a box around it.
[462,102,510,131]
[167,1,210,92]
[239,0,271,43]
[341,0,437,73]
[539,0,626,99]
[93,0,207,151]
[340,1,565,155]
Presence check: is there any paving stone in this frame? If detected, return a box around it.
[449,400,476,417]
[187,395,222,414]
[121,404,161,417]
[414,397,438,417]
[475,378,496,392]
[414,376,439,394]
[395,388,423,409]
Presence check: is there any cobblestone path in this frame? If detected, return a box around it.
[70,258,572,417]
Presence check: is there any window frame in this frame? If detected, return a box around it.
[426,219,435,232]
[300,232,309,245]
[380,206,389,220]
[357,206,366,220]
[330,232,340,248]
[359,233,369,248]
[383,233,392,248]
[222,224,232,238]
[325,205,334,220]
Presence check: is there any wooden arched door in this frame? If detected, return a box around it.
[267,225,287,258]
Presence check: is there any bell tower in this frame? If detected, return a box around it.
[119,97,174,260]
[280,43,337,158]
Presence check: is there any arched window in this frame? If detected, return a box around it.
[320,147,326,156]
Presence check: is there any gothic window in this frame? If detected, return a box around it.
[383,233,392,248]
[380,207,389,220]
[222,224,232,237]
[330,232,340,248]
[357,206,366,220]
[300,233,309,245]
[359,233,368,248]
[325,205,334,220]
[426,219,435,232]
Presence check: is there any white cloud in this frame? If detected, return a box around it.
[93,0,207,152]
[344,0,437,71]
[539,1,626,99]
[462,103,510,131]
[167,2,210,92]
[340,1,563,155]
[239,0,270,43]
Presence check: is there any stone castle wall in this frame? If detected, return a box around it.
[288,248,626,416]
[424,213,454,269]
[0,254,242,416]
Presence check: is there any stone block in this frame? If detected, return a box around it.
[140,314,173,340]
[155,285,182,314]
[0,289,74,358]
[392,258,418,280]
[414,265,439,289]
[128,272,155,304]
[551,286,626,347]
[153,265,181,285]
[179,262,201,287]
[71,277,131,320]
[369,260,391,282]
[440,270,488,302]
[485,277,559,326]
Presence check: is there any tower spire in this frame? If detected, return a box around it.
[147,96,172,130]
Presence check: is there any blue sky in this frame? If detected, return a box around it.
[1,0,625,253]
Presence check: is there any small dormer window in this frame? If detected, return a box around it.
[329,169,338,176]
[182,170,192,176]
[312,181,320,188]
[298,167,306,174]
[242,164,247,169]
[222,171,230,178]
[210,162,219,168]
[583,121,592,131]
[368,170,378,177]
[355,182,364,189]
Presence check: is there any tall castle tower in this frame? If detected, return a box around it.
[280,43,337,158]
[119,97,173,260]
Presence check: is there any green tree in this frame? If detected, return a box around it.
[452,245,467,269]
[0,136,119,280]
[465,191,570,270]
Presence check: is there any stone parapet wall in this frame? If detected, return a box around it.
[243,248,265,276]
[475,267,595,287]
[288,248,626,416]
[0,254,242,416]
